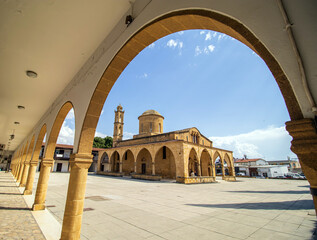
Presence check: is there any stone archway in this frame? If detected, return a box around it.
[201,149,212,176]
[33,101,75,211]
[213,151,222,176]
[154,146,176,179]
[122,149,135,175]
[19,134,35,187]
[60,9,313,239]
[24,124,47,195]
[136,148,152,175]
[110,151,120,172]
[100,152,110,172]
[188,148,199,177]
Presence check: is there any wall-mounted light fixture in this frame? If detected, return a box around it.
[125,15,133,26]
[26,70,38,78]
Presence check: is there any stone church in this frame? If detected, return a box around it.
[97,105,235,183]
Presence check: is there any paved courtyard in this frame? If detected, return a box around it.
[0,172,45,240]
[34,172,317,240]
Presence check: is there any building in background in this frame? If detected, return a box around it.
[268,159,301,173]
[97,105,235,184]
[38,144,104,173]
[234,158,290,177]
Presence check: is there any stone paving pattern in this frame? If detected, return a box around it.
[37,173,317,240]
[0,172,45,240]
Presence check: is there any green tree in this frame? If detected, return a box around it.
[93,136,113,148]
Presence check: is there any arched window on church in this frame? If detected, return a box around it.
[159,123,161,133]
[150,122,152,132]
[163,146,166,159]
[141,123,143,132]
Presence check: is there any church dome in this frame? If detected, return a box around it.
[140,109,163,117]
[138,109,164,135]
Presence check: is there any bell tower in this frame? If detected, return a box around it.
[113,104,124,147]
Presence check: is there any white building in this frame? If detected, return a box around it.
[234,158,289,177]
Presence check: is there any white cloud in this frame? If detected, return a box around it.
[178,31,184,35]
[209,126,296,160]
[166,39,183,49]
[200,31,205,35]
[123,131,134,140]
[143,73,148,78]
[149,43,155,49]
[94,131,108,138]
[101,110,104,115]
[66,108,74,120]
[207,44,215,52]
[195,45,215,56]
[195,46,202,56]
[57,122,74,145]
[205,32,212,40]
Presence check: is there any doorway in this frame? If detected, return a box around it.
[141,163,146,174]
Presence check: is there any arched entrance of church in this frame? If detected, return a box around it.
[136,148,152,175]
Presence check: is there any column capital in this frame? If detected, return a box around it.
[69,153,93,169]
[41,158,54,167]
[30,160,39,166]
[286,118,317,154]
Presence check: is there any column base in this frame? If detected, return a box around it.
[19,183,25,187]
[23,189,32,195]
[32,203,45,211]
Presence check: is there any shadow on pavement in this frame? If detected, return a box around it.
[186,199,314,210]
[227,190,310,194]
[0,206,30,210]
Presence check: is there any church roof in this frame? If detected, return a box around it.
[139,109,164,119]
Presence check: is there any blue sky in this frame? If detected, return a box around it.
[58,30,297,160]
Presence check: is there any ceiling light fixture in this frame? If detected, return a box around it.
[26,70,38,78]
[17,105,25,110]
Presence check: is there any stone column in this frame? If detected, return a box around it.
[221,161,226,179]
[60,153,92,240]
[16,163,22,180]
[152,161,155,175]
[23,161,38,195]
[119,161,123,173]
[19,162,30,187]
[134,161,137,173]
[197,163,202,176]
[17,163,25,183]
[286,119,317,214]
[32,158,54,211]
[12,164,18,178]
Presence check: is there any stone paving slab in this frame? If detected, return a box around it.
[0,172,45,240]
[37,173,317,240]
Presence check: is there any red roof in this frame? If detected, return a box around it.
[235,158,263,163]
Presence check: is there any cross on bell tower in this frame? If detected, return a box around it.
[113,104,124,147]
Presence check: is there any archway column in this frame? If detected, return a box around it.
[211,164,216,177]
[286,118,317,214]
[197,162,201,176]
[17,163,25,183]
[221,161,226,178]
[134,160,137,173]
[60,153,93,240]
[119,161,123,173]
[23,161,38,195]
[14,163,20,179]
[151,161,155,175]
[32,158,54,211]
[19,161,30,187]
